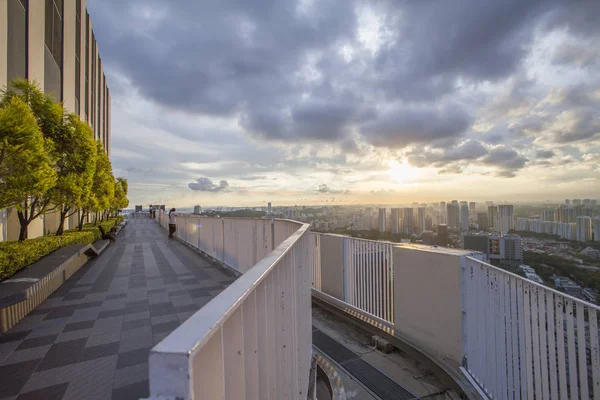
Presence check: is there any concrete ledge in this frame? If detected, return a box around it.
[0,239,110,333]
[312,292,486,400]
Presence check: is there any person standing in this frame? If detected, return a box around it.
[168,208,177,238]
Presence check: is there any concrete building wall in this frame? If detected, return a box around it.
[319,234,344,301]
[1,0,110,242]
[392,245,478,364]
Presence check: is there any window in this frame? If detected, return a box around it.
[7,0,28,82]
[44,0,63,101]
[75,0,81,114]
[85,11,89,120]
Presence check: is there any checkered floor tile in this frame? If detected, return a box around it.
[0,219,237,400]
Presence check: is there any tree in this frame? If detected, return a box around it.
[1,79,62,240]
[89,140,114,224]
[0,97,57,240]
[50,114,97,235]
[111,177,129,217]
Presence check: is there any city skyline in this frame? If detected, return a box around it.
[84,0,600,207]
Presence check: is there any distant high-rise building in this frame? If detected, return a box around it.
[469,202,476,212]
[502,234,523,263]
[565,207,576,223]
[477,213,489,230]
[463,234,488,253]
[422,231,434,245]
[583,207,593,218]
[425,216,433,231]
[573,199,582,206]
[583,199,591,206]
[541,209,555,222]
[460,203,469,231]
[267,202,272,215]
[437,224,448,247]
[193,205,202,214]
[447,202,460,229]
[417,207,426,233]
[593,217,600,242]
[516,218,529,231]
[488,205,498,230]
[498,205,515,233]
[577,216,592,242]
[439,202,447,224]
[591,200,597,206]
[391,208,401,234]
[565,199,571,205]
[378,208,387,233]
[401,208,414,235]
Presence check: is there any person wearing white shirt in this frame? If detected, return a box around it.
[168,208,177,238]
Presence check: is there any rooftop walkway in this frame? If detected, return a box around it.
[0,218,237,400]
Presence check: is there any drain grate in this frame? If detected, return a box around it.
[312,328,414,400]
[313,329,358,363]
[343,359,414,400]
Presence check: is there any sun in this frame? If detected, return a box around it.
[388,160,418,182]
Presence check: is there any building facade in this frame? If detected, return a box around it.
[477,213,488,230]
[1,0,110,241]
[488,205,498,230]
[497,205,514,233]
[390,208,400,234]
[417,207,426,233]
[594,217,600,242]
[378,208,386,233]
[577,216,592,242]
[460,202,469,231]
[401,208,413,235]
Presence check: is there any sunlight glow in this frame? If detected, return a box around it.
[388,160,418,182]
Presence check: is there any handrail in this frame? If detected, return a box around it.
[152,222,309,355]
[466,255,600,310]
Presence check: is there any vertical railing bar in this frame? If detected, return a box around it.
[498,272,508,400]
[547,290,558,400]
[523,282,534,399]
[505,274,515,399]
[566,298,578,400]
[576,301,589,400]
[538,288,550,400]
[589,308,600,399]
[555,294,568,400]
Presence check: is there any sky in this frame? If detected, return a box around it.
[86,0,600,207]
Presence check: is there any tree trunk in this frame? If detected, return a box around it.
[17,200,29,241]
[56,206,69,236]
[78,210,86,231]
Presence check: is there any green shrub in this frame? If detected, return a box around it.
[0,217,123,281]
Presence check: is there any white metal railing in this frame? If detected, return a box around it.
[311,233,321,291]
[463,256,600,399]
[342,236,394,324]
[150,213,314,399]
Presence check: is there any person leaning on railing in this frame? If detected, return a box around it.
[168,208,177,239]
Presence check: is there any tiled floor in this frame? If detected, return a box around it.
[0,219,237,400]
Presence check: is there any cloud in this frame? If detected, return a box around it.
[317,184,350,195]
[83,0,600,204]
[188,178,230,192]
[536,149,556,159]
[481,146,529,176]
[360,103,472,148]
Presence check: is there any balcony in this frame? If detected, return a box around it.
[1,214,599,399]
[149,216,600,399]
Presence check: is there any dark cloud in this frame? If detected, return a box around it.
[88,0,600,150]
[536,149,556,159]
[481,146,528,175]
[408,140,488,168]
[552,43,600,67]
[188,178,230,192]
[360,104,472,148]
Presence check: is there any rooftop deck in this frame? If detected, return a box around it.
[0,218,236,400]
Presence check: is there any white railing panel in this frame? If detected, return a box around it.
[149,218,312,400]
[463,257,600,399]
[339,237,394,324]
[311,233,321,291]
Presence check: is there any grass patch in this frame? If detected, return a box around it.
[0,216,124,281]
